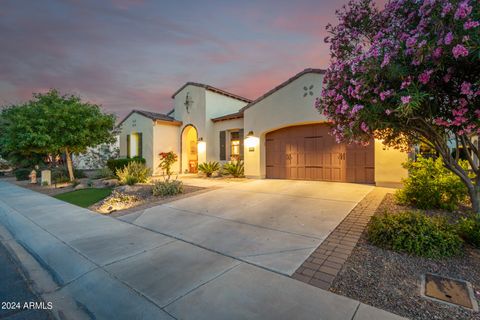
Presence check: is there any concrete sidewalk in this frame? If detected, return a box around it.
[0,181,407,320]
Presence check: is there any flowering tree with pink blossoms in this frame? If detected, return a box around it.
[318,0,480,213]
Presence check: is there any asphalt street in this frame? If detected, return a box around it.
[0,242,53,320]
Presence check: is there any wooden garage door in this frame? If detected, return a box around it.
[265,124,374,183]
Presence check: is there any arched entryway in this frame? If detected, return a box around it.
[265,123,374,183]
[181,125,198,173]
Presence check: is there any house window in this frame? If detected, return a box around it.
[128,132,142,158]
[230,131,240,161]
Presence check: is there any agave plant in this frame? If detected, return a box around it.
[198,161,221,177]
[222,161,244,178]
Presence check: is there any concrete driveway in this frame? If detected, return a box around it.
[0,181,406,320]
[121,179,373,275]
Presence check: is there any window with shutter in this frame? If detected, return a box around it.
[137,132,143,158]
[219,131,226,161]
[239,129,244,160]
[126,134,131,158]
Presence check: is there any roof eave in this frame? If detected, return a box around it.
[171,82,252,103]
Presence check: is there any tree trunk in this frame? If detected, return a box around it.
[475,176,480,219]
[65,148,75,181]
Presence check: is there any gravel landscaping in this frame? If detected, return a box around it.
[92,183,207,216]
[330,194,480,320]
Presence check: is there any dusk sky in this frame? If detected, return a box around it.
[1,0,385,119]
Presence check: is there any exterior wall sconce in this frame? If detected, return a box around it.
[244,131,259,151]
[197,137,206,153]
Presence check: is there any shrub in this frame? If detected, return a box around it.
[106,157,146,174]
[456,218,480,248]
[0,158,11,170]
[368,211,463,258]
[152,179,184,196]
[14,168,32,181]
[94,167,115,179]
[158,151,178,179]
[74,169,87,179]
[52,168,70,183]
[222,161,244,178]
[395,156,469,211]
[54,176,71,184]
[116,161,151,185]
[198,161,221,177]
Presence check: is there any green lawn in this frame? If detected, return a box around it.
[54,188,112,208]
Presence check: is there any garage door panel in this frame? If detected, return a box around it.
[265,124,374,184]
[366,168,375,182]
[306,167,323,180]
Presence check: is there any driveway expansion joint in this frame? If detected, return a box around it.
[220,186,361,204]
[160,203,326,241]
[162,263,242,309]
[118,218,295,278]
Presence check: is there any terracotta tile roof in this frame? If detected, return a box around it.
[211,111,244,123]
[171,82,252,103]
[239,68,326,112]
[118,109,177,126]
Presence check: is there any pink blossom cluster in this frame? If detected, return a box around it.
[319,0,480,142]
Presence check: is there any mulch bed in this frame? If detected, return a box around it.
[330,193,480,320]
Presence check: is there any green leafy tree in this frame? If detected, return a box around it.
[0,89,117,181]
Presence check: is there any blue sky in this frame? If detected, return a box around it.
[0,0,385,118]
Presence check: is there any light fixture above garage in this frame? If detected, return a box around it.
[244,131,259,150]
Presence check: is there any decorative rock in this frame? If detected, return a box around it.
[116,185,139,193]
[103,179,118,187]
[74,183,87,190]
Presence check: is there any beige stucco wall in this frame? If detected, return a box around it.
[243,71,409,185]
[174,85,207,171]
[119,112,154,170]
[243,72,326,178]
[374,140,409,187]
[174,85,248,170]
[152,123,180,176]
[205,91,248,162]
[212,118,244,163]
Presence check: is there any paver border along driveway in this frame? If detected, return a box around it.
[0,181,405,320]
[120,179,374,275]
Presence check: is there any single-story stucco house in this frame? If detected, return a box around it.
[118,68,408,187]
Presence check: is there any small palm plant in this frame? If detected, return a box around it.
[198,161,221,177]
[222,161,244,178]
